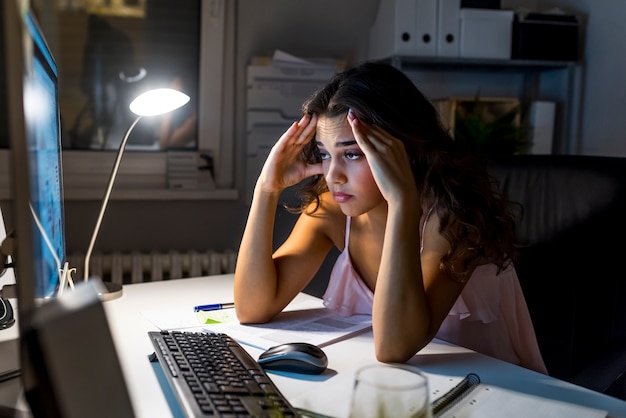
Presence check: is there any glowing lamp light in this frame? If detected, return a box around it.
[129,88,190,116]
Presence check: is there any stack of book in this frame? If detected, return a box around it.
[166,151,215,190]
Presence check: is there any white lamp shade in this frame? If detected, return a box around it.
[129,88,190,116]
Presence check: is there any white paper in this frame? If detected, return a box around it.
[270,49,339,71]
[203,299,372,350]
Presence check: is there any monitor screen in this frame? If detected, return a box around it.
[3,0,66,304]
[22,10,65,299]
[1,0,69,405]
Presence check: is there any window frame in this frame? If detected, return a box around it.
[0,0,237,201]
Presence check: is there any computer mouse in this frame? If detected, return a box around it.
[258,342,328,375]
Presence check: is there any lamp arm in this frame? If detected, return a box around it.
[84,115,142,281]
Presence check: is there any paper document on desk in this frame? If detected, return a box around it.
[202,299,372,350]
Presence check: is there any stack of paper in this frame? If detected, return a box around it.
[166,151,216,190]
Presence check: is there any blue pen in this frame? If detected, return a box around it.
[194,302,235,312]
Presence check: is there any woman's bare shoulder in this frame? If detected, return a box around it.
[301,192,346,247]
[421,209,451,254]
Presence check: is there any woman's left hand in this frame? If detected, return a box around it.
[347,110,418,206]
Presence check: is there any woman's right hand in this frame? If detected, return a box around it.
[256,113,322,194]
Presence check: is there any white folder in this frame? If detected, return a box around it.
[368,0,417,59]
[437,0,461,57]
[415,0,438,56]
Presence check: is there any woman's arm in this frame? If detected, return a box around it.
[374,205,466,362]
[347,111,467,362]
[234,114,330,323]
[234,192,336,323]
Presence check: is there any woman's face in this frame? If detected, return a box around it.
[315,115,386,217]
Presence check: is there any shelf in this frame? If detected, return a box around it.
[0,150,239,201]
[388,55,579,73]
[386,54,583,154]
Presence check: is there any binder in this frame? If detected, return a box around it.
[436,0,461,57]
[368,0,438,58]
[368,0,418,59]
[415,0,438,56]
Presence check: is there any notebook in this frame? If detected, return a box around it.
[430,373,607,418]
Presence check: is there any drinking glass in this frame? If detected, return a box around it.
[349,363,432,418]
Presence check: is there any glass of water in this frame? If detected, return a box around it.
[349,363,432,418]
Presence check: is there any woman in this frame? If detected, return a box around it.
[234,61,547,374]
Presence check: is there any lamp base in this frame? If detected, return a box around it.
[97,282,123,302]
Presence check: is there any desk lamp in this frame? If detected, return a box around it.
[84,88,190,301]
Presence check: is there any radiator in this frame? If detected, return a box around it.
[68,250,237,285]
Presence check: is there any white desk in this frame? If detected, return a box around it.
[103,274,626,418]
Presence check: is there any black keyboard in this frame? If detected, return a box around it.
[148,330,300,417]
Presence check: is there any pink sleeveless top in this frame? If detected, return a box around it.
[323,215,548,374]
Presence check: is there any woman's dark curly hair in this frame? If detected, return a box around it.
[293,60,518,282]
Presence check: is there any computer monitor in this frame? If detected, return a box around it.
[2,0,65,369]
[2,0,66,309]
[1,3,135,416]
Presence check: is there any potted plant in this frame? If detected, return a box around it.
[434,96,531,156]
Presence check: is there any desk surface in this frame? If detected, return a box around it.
[102,274,626,418]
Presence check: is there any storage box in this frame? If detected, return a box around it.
[512,12,579,61]
[460,8,514,59]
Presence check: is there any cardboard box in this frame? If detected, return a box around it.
[460,8,514,59]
